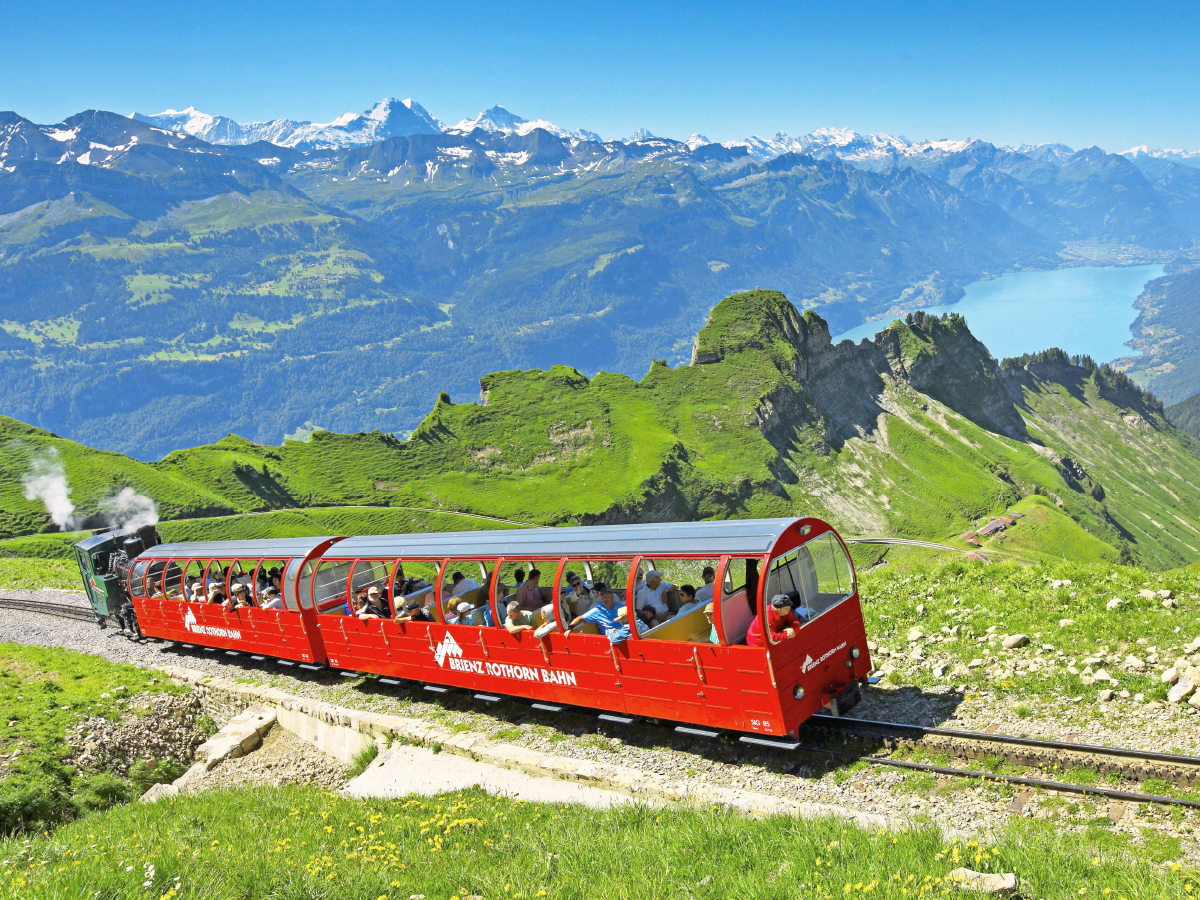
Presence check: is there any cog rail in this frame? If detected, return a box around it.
[0,597,98,623]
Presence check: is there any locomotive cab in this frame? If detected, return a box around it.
[74,524,161,635]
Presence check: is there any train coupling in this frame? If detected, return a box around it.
[824,681,862,718]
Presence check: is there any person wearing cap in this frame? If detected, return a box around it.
[565,573,595,616]
[451,601,476,625]
[635,570,674,626]
[745,593,804,647]
[229,581,253,609]
[207,584,226,606]
[398,598,433,622]
[570,583,631,645]
[365,585,391,618]
[703,603,718,643]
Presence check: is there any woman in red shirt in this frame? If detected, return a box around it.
[746,593,805,647]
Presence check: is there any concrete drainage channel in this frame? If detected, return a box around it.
[144,663,892,827]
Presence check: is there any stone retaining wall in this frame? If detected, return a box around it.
[156,663,891,829]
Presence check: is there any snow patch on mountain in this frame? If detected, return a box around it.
[1121,145,1200,169]
[448,105,601,142]
[723,128,978,168]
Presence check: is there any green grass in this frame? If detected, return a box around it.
[0,643,188,833]
[345,743,379,779]
[0,557,80,590]
[859,555,1200,698]
[1,785,1194,899]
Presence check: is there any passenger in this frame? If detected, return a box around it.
[356,595,380,620]
[450,571,479,597]
[448,601,474,624]
[695,566,717,603]
[565,574,594,616]
[504,599,537,635]
[207,585,226,606]
[398,598,433,623]
[745,593,803,647]
[261,587,286,610]
[512,568,526,588]
[512,568,544,613]
[190,580,206,603]
[703,603,718,643]
[635,570,674,626]
[229,582,253,609]
[366,586,391,618]
[149,578,166,599]
[675,584,701,617]
[569,583,631,645]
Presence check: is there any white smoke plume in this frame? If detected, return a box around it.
[22,448,77,530]
[98,487,159,532]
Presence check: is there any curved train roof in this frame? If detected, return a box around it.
[332,518,801,559]
[137,536,337,559]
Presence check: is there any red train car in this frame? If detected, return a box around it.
[116,518,870,736]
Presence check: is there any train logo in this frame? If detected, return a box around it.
[433,631,462,667]
[802,641,848,673]
[183,607,243,640]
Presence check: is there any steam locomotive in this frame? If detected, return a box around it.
[73,523,162,636]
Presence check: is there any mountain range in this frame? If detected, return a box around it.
[2,101,1200,458]
[4,291,1198,573]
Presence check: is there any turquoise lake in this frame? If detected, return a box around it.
[831,264,1166,363]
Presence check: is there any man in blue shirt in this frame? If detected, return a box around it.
[569,583,631,645]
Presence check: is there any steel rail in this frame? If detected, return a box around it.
[814,715,1200,768]
[844,537,970,554]
[0,597,98,622]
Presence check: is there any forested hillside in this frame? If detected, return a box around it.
[4,290,1199,569]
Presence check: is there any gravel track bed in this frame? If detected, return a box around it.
[2,609,1198,859]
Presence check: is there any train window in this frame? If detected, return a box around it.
[392,561,438,616]
[443,560,491,625]
[346,560,391,616]
[178,561,205,602]
[206,559,235,603]
[639,558,721,644]
[312,559,355,615]
[801,532,855,617]
[563,558,634,636]
[145,560,168,598]
[128,559,150,597]
[161,560,185,600]
[720,558,761,645]
[284,558,310,611]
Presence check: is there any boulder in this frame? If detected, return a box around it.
[139,782,179,804]
[911,647,926,661]
[932,664,948,677]
[1164,598,1177,609]
[1162,667,1180,685]
[1098,689,1114,702]
[967,658,984,669]
[1092,668,1115,683]
[1106,598,1124,611]
[1189,692,1200,709]
[1002,634,1030,649]
[1139,589,1158,600]
[1160,590,1174,600]
[907,626,924,642]
[945,868,1017,896]
[1058,619,1074,628]
[1125,656,1146,672]
[916,603,926,616]
[1168,678,1195,704]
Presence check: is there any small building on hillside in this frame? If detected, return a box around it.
[977,520,1007,536]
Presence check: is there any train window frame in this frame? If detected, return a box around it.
[160,559,186,600]
[489,557,562,634]
[284,558,310,612]
[127,559,150,598]
[559,556,638,640]
[636,556,724,646]
[310,557,357,615]
[177,560,204,604]
[764,531,855,642]
[144,559,168,598]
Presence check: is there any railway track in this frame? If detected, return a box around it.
[0,597,98,623]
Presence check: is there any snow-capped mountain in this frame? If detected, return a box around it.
[133,98,441,150]
[448,105,601,142]
[1011,143,1076,163]
[721,128,976,169]
[1121,145,1200,169]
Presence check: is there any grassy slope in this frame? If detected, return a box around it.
[2,290,1199,569]
[1167,391,1200,438]
[1,783,1192,899]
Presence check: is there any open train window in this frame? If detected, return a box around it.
[562,558,634,636]
[638,557,720,644]
[127,559,150,597]
[391,560,438,617]
[767,533,854,626]
[443,560,491,626]
[161,559,185,600]
[312,559,355,615]
[144,560,168,598]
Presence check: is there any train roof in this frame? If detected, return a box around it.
[330,517,803,559]
[136,536,338,559]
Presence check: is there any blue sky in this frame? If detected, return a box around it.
[6,0,1200,151]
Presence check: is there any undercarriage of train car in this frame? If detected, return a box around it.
[74,524,161,637]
